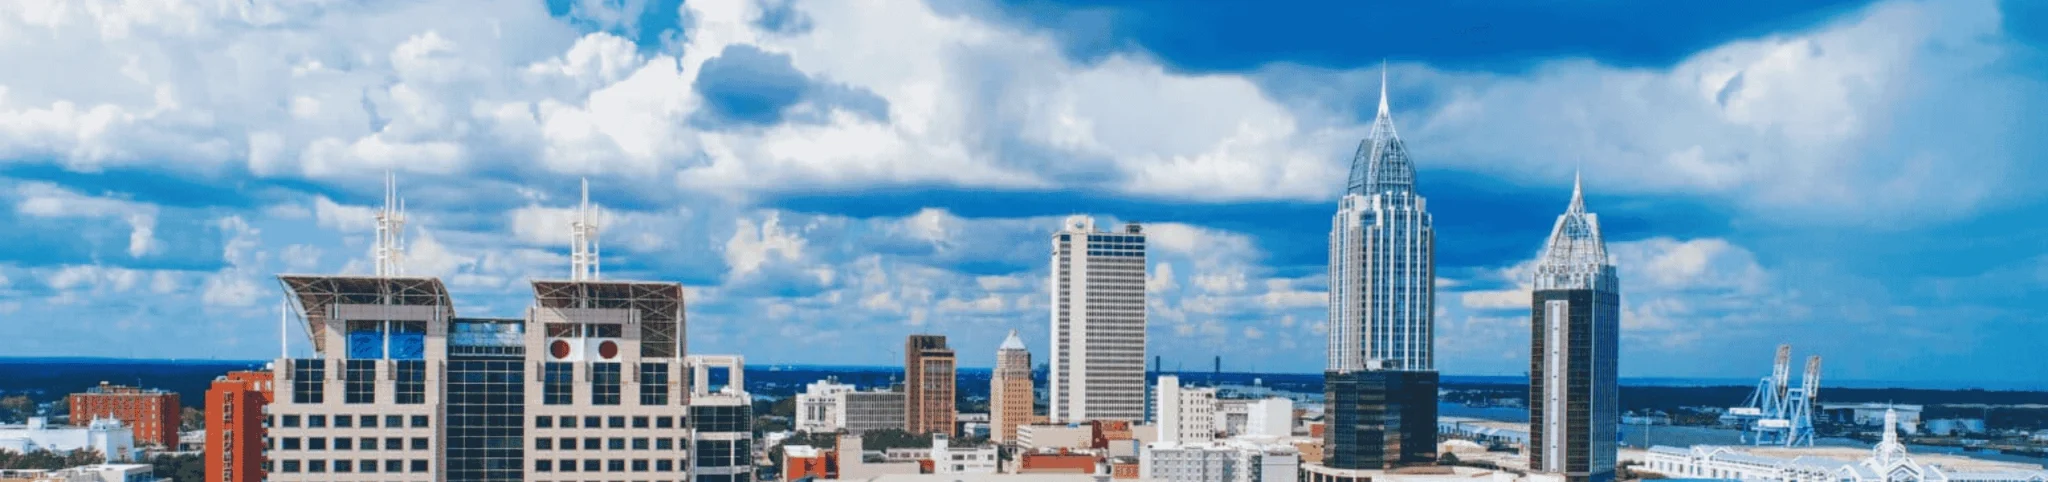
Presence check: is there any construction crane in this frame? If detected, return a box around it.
[1721,344,1821,447]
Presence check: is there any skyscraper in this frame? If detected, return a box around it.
[905,334,957,436]
[991,330,1034,444]
[1049,216,1148,423]
[266,178,704,482]
[1318,68,1439,473]
[1529,174,1621,482]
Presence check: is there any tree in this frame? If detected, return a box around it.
[0,448,103,470]
[0,395,32,422]
[1438,452,1460,465]
[150,453,204,482]
[859,429,932,450]
[181,407,205,432]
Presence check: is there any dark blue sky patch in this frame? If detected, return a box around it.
[695,44,811,125]
[981,0,1872,74]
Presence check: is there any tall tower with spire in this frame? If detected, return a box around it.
[991,330,1033,444]
[1317,64,1440,473]
[1529,173,1621,482]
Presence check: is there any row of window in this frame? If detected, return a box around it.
[274,459,426,474]
[277,414,429,429]
[541,362,672,406]
[535,415,678,429]
[533,458,680,473]
[276,436,427,451]
[290,359,425,405]
[535,437,677,451]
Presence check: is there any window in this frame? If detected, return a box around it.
[411,415,429,428]
[608,459,625,472]
[411,437,428,450]
[345,359,377,404]
[359,437,376,450]
[384,438,402,450]
[632,438,649,450]
[384,460,403,473]
[334,460,352,473]
[395,360,426,404]
[608,438,625,450]
[690,405,750,433]
[308,415,327,428]
[656,438,674,450]
[536,416,553,428]
[537,438,553,450]
[584,416,601,428]
[560,459,578,472]
[386,415,403,428]
[359,459,377,473]
[657,416,675,429]
[536,460,553,472]
[282,438,301,450]
[695,440,736,467]
[334,414,353,427]
[410,459,427,473]
[656,459,674,472]
[544,362,574,405]
[560,437,575,449]
[291,359,325,403]
[633,416,650,428]
[608,416,626,428]
[334,437,352,450]
[308,460,326,473]
[559,415,577,428]
[633,459,649,472]
[360,415,377,427]
[583,438,601,450]
[308,438,327,450]
[592,362,622,405]
[583,459,600,472]
[281,460,300,473]
[640,362,670,405]
[282,415,300,428]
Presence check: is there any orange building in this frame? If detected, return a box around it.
[905,335,957,436]
[68,381,180,447]
[1088,420,1133,449]
[205,371,274,482]
[1018,451,1098,474]
[1109,457,1140,479]
[783,445,838,480]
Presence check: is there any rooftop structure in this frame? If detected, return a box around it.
[0,417,137,463]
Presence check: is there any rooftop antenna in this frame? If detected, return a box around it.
[570,178,601,281]
[374,171,407,277]
[1377,59,1390,117]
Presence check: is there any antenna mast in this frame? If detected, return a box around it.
[570,178,601,281]
[374,171,408,277]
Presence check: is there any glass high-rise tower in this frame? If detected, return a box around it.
[1529,175,1621,482]
[1318,69,1439,474]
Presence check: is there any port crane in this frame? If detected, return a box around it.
[1720,344,1821,446]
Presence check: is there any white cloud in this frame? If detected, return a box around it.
[724,212,807,278]
[11,182,159,257]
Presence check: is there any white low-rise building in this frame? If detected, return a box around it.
[797,379,860,434]
[932,434,1000,474]
[1244,398,1293,438]
[1644,409,2048,482]
[0,417,138,462]
[1141,439,1297,482]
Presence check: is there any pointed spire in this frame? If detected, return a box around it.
[1377,59,1391,117]
[1568,169,1585,214]
[1000,330,1026,351]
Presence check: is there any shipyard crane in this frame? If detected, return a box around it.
[1722,344,1821,447]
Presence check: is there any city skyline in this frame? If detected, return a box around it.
[2,0,2047,385]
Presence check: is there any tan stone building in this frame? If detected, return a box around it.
[991,330,1034,444]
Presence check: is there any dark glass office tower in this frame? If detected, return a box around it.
[447,318,527,482]
[1528,176,1620,482]
[1323,371,1438,470]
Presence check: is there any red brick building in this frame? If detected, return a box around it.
[205,371,273,482]
[1018,451,1098,474]
[68,381,180,447]
[782,445,838,480]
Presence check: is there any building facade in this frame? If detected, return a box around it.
[1154,375,1215,445]
[1049,216,1148,423]
[838,390,908,435]
[68,382,180,448]
[1321,71,1438,472]
[905,335,958,436]
[0,417,137,462]
[205,371,274,482]
[1528,175,1621,482]
[1244,398,1293,439]
[993,330,1035,444]
[796,379,857,434]
[1141,441,1299,482]
[930,434,999,474]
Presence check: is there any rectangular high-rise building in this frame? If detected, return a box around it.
[992,330,1034,444]
[905,335,957,436]
[1321,74,1438,473]
[1049,216,1147,423]
[1529,177,1621,482]
[206,371,274,482]
[69,382,180,448]
[837,390,908,435]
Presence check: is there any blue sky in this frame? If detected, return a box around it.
[1,0,2045,386]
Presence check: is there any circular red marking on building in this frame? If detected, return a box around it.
[598,340,619,359]
[550,340,572,359]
